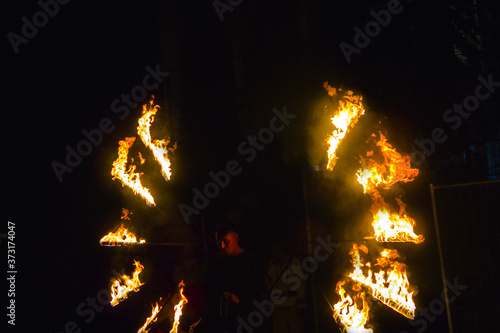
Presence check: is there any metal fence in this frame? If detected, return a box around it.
[430,179,500,333]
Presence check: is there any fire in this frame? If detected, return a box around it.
[121,208,132,220]
[356,133,419,193]
[110,260,145,307]
[170,281,188,333]
[366,191,424,244]
[138,302,162,333]
[324,82,365,171]
[99,224,146,246]
[333,280,373,333]
[111,137,156,206]
[348,244,416,319]
[137,98,176,182]
[138,152,146,165]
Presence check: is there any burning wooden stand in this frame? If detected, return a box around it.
[367,286,415,319]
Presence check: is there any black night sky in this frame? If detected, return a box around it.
[3,0,500,332]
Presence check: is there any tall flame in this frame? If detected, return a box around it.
[356,133,419,193]
[110,260,145,307]
[138,302,162,333]
[99,224,146,246]
[170,281,188,333]
[366,191,424,244]
[348,244,416,319]
[111,137,156,206]
[137,98,176,181]
[333,280,373,333]
[324,82,365,171]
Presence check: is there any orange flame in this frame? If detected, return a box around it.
[348,244,416,319]
[366,191,424,244]
[324,83,365,171]
[137,98,176,181]
[99,224,146,246]
[356,133,419,193]
[138,302,162,333]
[138,152,146,165]
[121,208,132,220]
[110,260,145,307]
[333,280,373,333]
[111,137,156,206]
[170,281,188,333]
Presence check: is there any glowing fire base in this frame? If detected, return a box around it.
[370,287,415,319]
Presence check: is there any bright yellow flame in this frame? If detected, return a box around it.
[111,137,156,206]
[137,98,176,181]
[366,191,424,244]
[348,244,416,319]
[110,260,145,307]
[356,133,419,193]
[170,281,188,333]
[138,302,162,333]
[324,83,365,171]
[99,224,146,246]
[333,280,373,333]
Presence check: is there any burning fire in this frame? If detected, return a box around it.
[170,281,188,333]
[111,137,156,206]
[138,302,162,333]
[121,208,132,220]
[356,133,419,193]
[100,224,146,246]
[333,280,373,333]
[137,98,176,182]
[366,191,424,244]
[188,318,202,333]
[324,82,365,171]
[100,208,146,246]
[348,244,416,319]
[110,260,145,307]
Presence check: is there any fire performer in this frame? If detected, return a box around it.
[209,222,269,332]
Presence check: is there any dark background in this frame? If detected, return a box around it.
[2,0,499,332]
